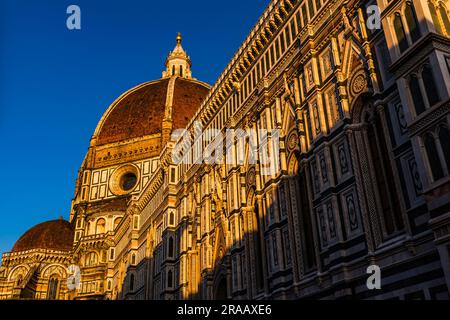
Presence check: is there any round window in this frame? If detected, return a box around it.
[120,173,137,191]
[109,164,140,196]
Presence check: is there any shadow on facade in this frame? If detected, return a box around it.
[116,92,450,300]
[118,230,266,300]
[114,5,450,300]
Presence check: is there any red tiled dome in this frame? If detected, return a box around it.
[12,219,74,253]
[95,77,210,146]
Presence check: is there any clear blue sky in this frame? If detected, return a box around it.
[0,0,268,257]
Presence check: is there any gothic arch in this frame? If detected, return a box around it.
[340,34,373,106]
[350,92,373,124]
[41,264,67,279]
[241,132,256,173]
[287,151,317,272]
[287,151,300,176]
[212,223,230,300]
[350,94,405,244]
[8,265,29,282]
[281,99,296,134]
[245,186,265,293]
[213,274,229,300]
[212,220,228,267]
[246,186,256,207]
[341,39,367,80]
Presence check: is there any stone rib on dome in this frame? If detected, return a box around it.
[12,219,74,253]
[172,78,210,129]
[95,77,210,146]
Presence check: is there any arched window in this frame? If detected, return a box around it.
[96,218,106,234]
[422,64,440,107]
[167,270,173,288]
[253,201,264,291]
[114,217,122,230]
[168,237,174,258]
[131,253,136,265]
[409,74,426,115]
[101,250,107,262]
[297,166,316,270]
[47,276,59,300]
[438,126,450,171]
[405,2,421,43]
[129,274,135,292]
[172,65,175,76]
[180,65,183,77]
[366,113,404,236]
[133,215,139,229]
[169,211,175,226]
[308,0,315,18]
[16,275,23,286]
[439,3,450,35]
[424,133,444,181]
[394,13,409,53]
[85,251,98,267]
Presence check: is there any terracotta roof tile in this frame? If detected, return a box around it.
[12,220,74,253]
[96,78,209,146]
[172,78,210,130]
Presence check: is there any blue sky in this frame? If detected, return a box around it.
[0,0,268,257]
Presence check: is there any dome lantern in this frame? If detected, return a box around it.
[162,33,193,79]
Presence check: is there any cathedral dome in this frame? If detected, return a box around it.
[12,219,74,253]
[93,33,210,147]
[95,77,209,146]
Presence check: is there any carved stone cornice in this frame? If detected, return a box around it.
[408,100,450,136]
[390,33,450,77]
[183,0,303,132]
[2,249,72,267]
[132,169,165,213]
